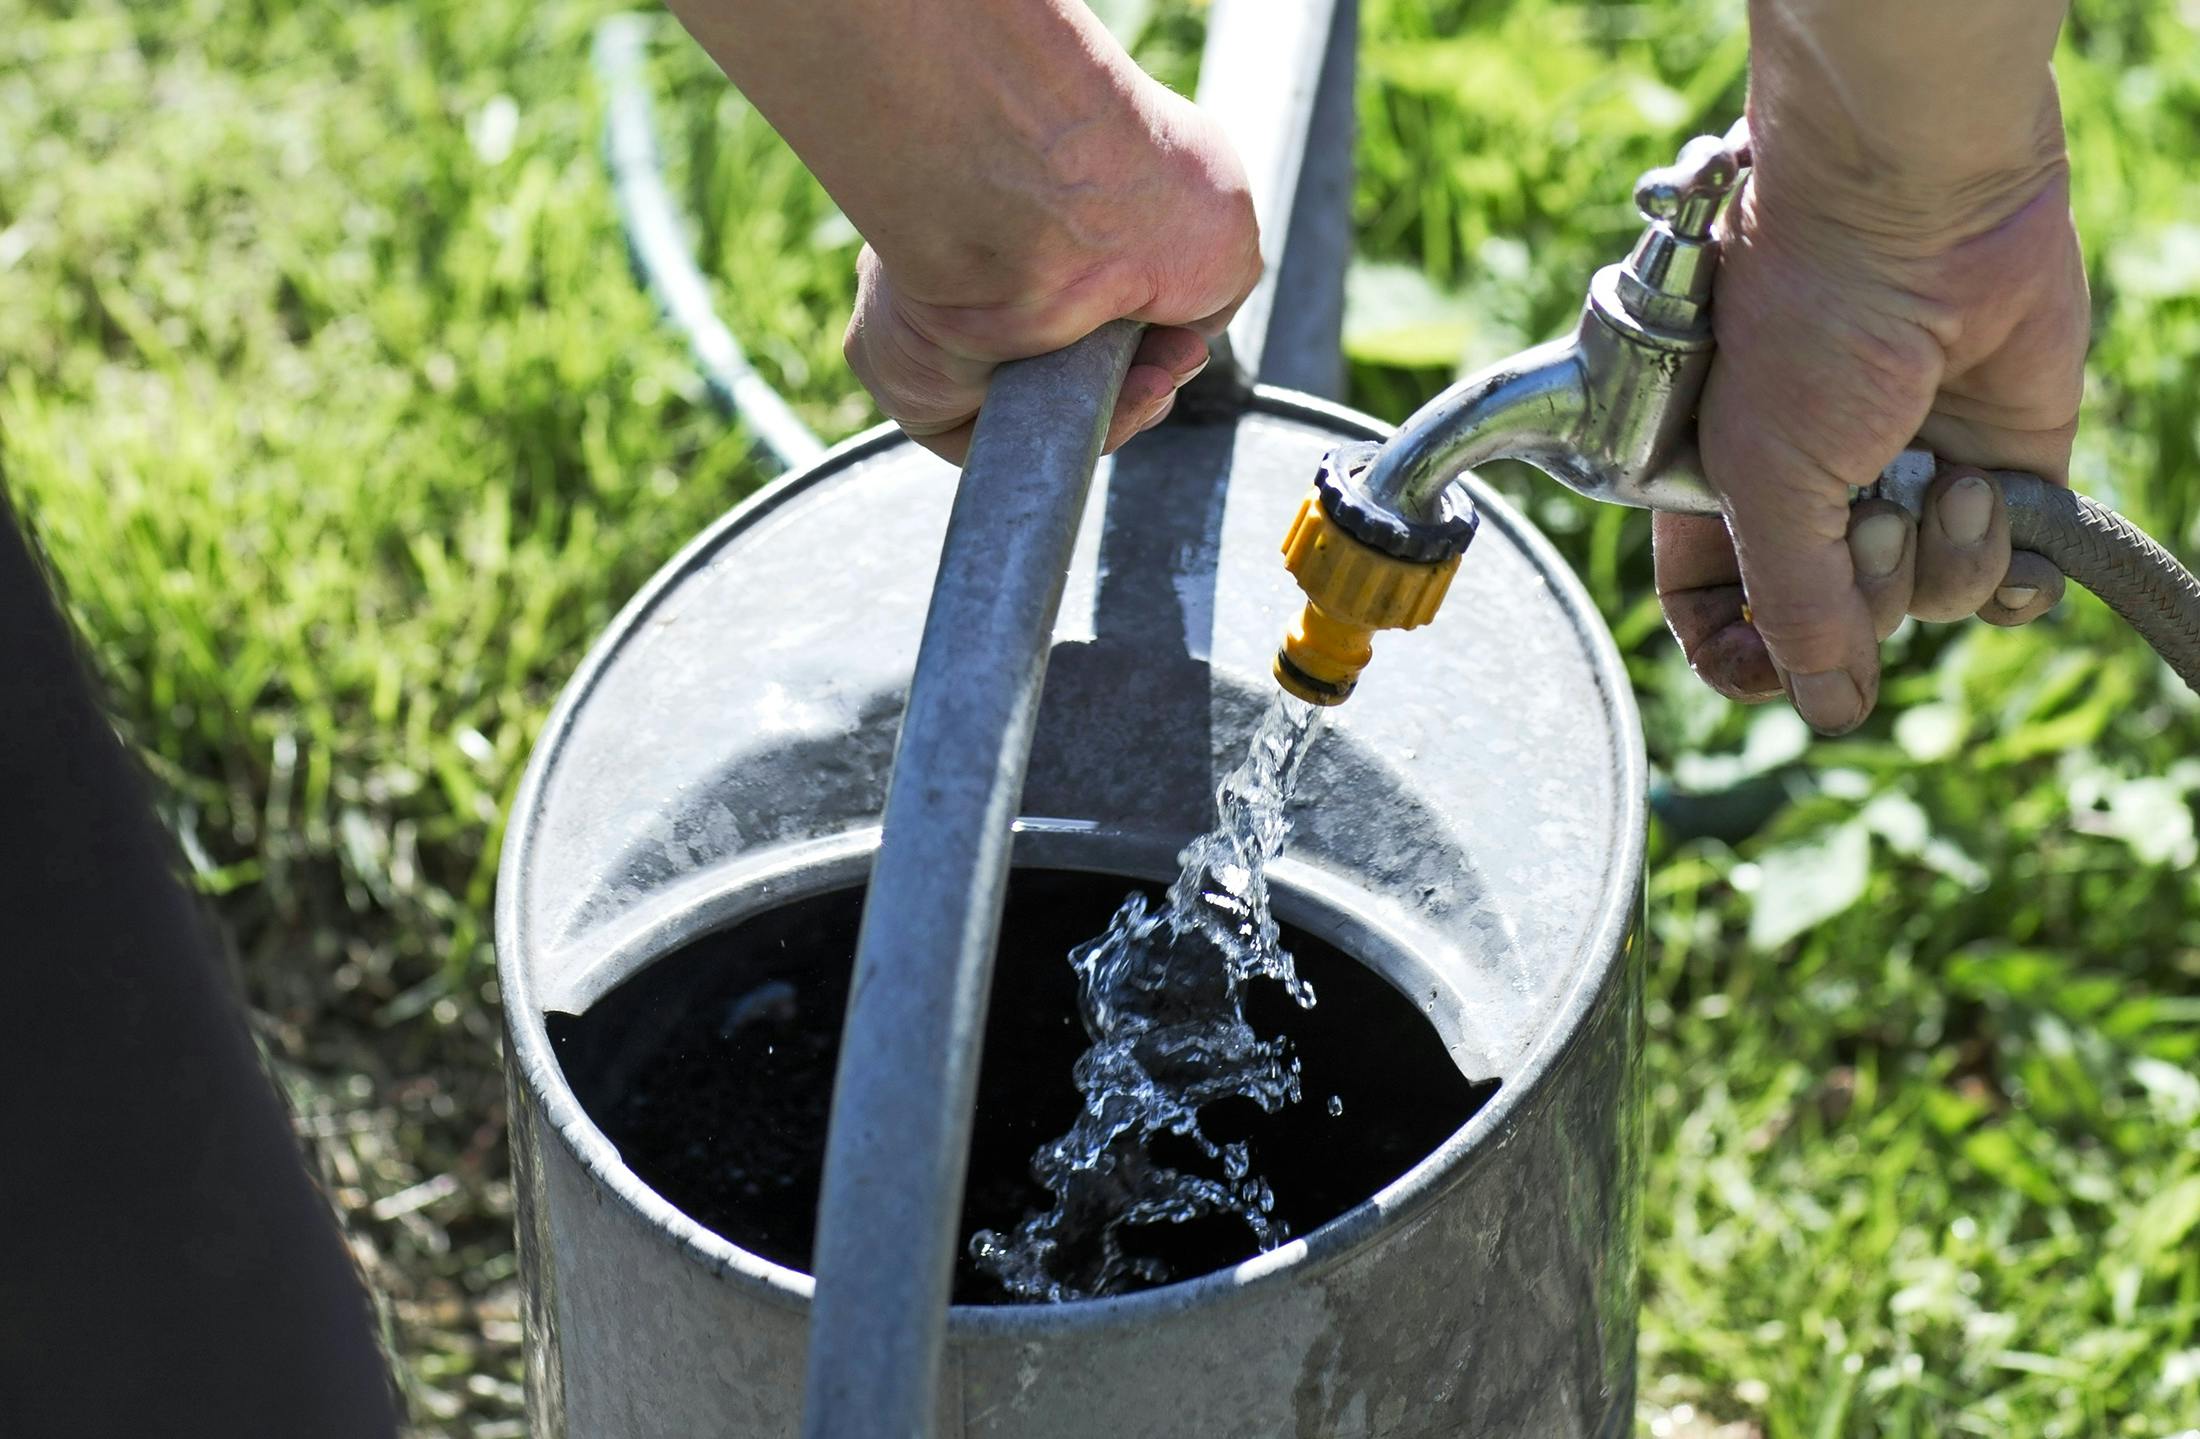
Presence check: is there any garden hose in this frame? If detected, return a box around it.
[593,15,826,474]
[1884,458,2200,695]
[2014,489,2200,692]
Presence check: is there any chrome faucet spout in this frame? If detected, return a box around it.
[1361,337,1588,523]
[1270,124,1752,707]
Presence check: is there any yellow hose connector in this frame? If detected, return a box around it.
[1274,488,1462,705]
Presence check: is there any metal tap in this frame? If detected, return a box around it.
[1361,123,1747,522]
[1274,124,1751,705]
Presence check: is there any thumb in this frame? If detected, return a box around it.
[1697,375,1894,738]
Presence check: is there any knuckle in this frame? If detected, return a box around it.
[1705,310,1942,500]
[1745,589,1855,657]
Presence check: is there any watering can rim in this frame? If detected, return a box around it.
[493,385,1647,1331]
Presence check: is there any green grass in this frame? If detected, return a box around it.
[5,0,2199,1434]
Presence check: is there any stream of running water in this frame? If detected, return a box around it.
[970,692,1325,1301]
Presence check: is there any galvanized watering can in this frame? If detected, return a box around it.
[499,3,1646,1434]
[497,376,1646,1433]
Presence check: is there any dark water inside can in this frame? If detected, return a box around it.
[548,868,1494,1303]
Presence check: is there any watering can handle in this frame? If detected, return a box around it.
[802,322,1142,1439]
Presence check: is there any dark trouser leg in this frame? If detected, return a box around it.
[0,492,399,1439]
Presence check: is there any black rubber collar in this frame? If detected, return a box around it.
[1315,443,1479,564]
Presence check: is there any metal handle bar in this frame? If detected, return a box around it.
[801,322,1143,1439]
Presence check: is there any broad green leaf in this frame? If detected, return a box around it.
[1342,260,1482,369]
[1894,702,1966,763]
[2083,776,2198,867]
[1673,705,1809,792]
[2051,975,2122,1019]
[2106,221,2200,300]
[2133,1057,2200,1126]
[1619,75,1691,130]
[2126,1172,2200,1266]
[1861,792,1991,889]
[1961,1126,2061,1207]
[1862,791,1930,854]
[1747,820,1870,951]
[1923,1086,1986,1136]
[1947,948,2065,1003]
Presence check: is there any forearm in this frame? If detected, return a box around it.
[1748,0,2070,246]
[664,0,1147,289]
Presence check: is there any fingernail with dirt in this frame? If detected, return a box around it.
[1941,475,1993,547]
[1850,512,1908,579]
[1789,668,1865,736]
[1995,584,2039,610]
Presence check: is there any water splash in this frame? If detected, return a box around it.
[971,693,1325,1301]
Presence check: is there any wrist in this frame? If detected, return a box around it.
[1746,83,2068,261]
[847,10,1164,303]
[881,65,1246,331]
[676,0,1158,299]
[1745,0,2069,256]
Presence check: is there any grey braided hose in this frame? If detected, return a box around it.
[1879,450,2200,695]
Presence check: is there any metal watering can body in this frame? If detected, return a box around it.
[495,386,1648,1436]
